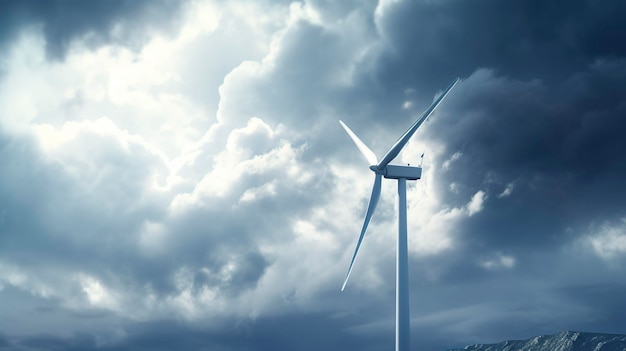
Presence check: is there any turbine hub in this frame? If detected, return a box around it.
[369,165,383,173]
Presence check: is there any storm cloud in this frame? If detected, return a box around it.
[1,0,626,350]
[0,0,187,60]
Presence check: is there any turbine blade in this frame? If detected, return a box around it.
[339,120,378,166]
[377,78,459,169]
[341,173,382,291]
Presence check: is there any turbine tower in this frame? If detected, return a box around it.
[340,78,459,351]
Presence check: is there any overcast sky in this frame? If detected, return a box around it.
[1,0,626,350]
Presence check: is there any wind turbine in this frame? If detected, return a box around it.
[340,78,459,351]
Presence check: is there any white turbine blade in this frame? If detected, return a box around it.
[341,173,382,291]
[339,120,378,165]
[377,78,459,169]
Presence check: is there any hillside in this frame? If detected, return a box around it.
[449,331,626,351]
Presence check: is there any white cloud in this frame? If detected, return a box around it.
[467,190,486,216]
[584,219,626,259]
[240,181,278,203]
[78,274,119,310]
[479,252,516,270]
[498,182,515,198]
[442,151,462,170]
[170,117,302,209]
[449,182,460,193]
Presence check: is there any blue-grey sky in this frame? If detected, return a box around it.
[1,0,626,350]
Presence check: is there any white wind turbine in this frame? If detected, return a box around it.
[340,78,459,351]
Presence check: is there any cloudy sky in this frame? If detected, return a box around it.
[1,0,626,350]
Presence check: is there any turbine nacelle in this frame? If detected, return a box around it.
[369,164,422,180]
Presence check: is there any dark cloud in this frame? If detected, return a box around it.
[427,58,626,254]
[0,0,186,60]
[325,0,626,143]
[373,0,626,88]
[555,283,626,333]
[5,312,387,351]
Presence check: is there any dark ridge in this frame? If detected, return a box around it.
[448,331,626,351]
